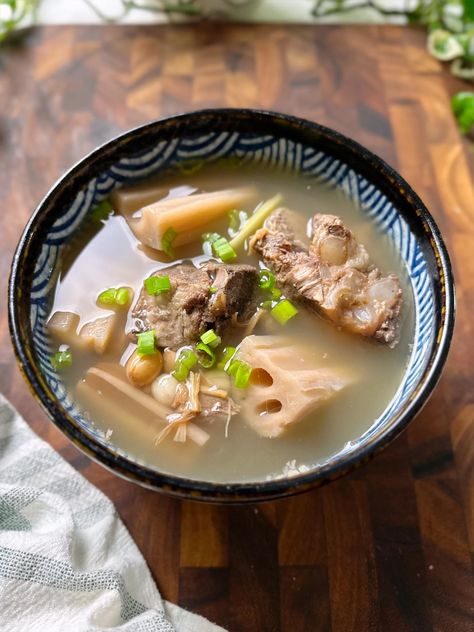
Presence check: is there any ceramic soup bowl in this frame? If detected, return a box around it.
[9,109,455,502]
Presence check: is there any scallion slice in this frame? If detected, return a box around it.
[200,329,221,349]
[217,346,236,371]
[228,209,240,232]
[172,348,198,382]
[213,237,237,262]
[179,348,198,369]
[271,299,298,325]
[258,269,276,291]
[144,275,171,296]
[161,227,178,257]
[226,359,252,388]
[115,287,130,306]
[172,363,189,382]
[196,342,216,368]
[51,349,72,371]
[209,286,217,294]
[202,232,221,245]
[137,330,156,356]
[228,209,249,238]
[98,287,130,308]
[202,232,222,256]
[271,287,282,301]
[226,359,240,377]
[98,288,118,306]
[234,361,252,389]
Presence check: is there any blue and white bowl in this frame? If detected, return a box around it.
[8,110,455,502]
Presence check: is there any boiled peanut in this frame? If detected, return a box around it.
[126,350,163,387]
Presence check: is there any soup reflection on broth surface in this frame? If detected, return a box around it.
[47,164,414,483]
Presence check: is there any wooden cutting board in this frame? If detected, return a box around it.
[1,24,473,631]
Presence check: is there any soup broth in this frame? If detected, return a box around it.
[49,165,414,483]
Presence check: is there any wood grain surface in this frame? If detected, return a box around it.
[1,24,473,632]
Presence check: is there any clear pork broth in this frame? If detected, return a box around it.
[50,165,414,483]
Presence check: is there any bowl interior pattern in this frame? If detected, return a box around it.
[29,127,434,472]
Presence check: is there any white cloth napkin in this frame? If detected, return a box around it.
[0,394,226,632]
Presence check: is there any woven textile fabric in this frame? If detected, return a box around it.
[0,394,225,632]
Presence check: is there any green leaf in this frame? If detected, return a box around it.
[451,91,474,134]
[0,0,38,43]
[452,91,474,114]
[457,103,474,133]
[463,0,474,22]
[428,29,464,60]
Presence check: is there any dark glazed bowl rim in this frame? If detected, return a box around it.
[8,108,455,503]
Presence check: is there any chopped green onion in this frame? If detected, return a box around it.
[144,277,158,295]
[144,275,171,296]
[51,349,72,371]
[217,346,236,370]
[180,349,198,369]
[115,287,130,306]
[137,330,156,356]
[98,288,118,306]
[261,300,273,310]
[91,199,113,223]
[202,232,221,245]
[228,209,240,232]
[271,299,298,325]
[226,359,239,377]
[209,286,217,294]
[258,269,276,291]
[172,363,189,382]
[196,342,216,368]
[228,209,248,236]
[213,237,237,262]
[161,227,178,257]
[202,232,222,256]
[98,287,130,308]
[226,359,252,388]
[234,362,252,389]
[200,329,221,349]
[271,287,282,301]
[172,348,198,381]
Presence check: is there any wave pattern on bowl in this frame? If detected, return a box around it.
[30,132,434,460]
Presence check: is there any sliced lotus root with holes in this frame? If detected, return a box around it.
[235,335,350,438]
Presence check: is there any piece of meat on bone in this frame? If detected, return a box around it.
[250,210,402,346]
[131,263,259,348]
[311,214,370,270]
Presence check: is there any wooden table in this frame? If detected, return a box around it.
[1,24,473,631]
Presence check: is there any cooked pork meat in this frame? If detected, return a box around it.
[250,210,402,346]
[204,262,258,322]
[265,208,308,245]
[131,263,258,348]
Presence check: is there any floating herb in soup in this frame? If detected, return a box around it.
[46,165,413,483]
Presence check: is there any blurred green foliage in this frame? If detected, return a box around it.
[0,0,38,41]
